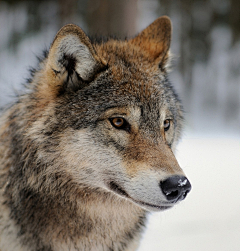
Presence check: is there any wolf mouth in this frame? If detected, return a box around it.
[108,181,130,197]
[107,181,173,211]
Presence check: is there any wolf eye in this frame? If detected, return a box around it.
[109,117,130,131]
[164,119,171,131]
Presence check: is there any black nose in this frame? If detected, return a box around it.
[160,175,191,202]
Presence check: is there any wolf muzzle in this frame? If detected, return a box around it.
[160,175,191,202]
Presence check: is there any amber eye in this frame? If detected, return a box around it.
[164,119,171,131]
[109,117,130,131]
[112,118,124,127]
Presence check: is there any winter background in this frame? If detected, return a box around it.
[0,0,239,250]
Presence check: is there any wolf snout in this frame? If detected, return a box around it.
[160,175,191,202]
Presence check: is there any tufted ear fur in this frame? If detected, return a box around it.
[130,16,172,69]
[43,24,107,96]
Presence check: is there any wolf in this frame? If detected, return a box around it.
[0,16,191,251]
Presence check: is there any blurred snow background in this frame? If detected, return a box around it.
[0,1,239,250]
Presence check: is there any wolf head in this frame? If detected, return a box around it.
[22,16,191,212]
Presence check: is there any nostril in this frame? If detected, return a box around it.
[165,189,178,197]
[160,175,191,202]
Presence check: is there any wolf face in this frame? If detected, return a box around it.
[21,16,191,212]
[0,16,191,251]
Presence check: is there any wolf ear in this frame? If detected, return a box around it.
[45,24,106,94]
[130,16,172,69]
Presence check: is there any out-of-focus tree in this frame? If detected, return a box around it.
[228,0,240,44]
[86,0,138,38]
[58,0,79,27]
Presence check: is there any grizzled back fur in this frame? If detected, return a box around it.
[0,16,190,251]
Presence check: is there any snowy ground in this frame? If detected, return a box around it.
[138,131,240,251]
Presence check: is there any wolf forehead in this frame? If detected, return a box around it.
[32,17,182,129]
[55,41,177,105]
[53,57,180,126]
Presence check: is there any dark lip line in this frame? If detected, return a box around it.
[134,199,173,210]
[107,180,173,210]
